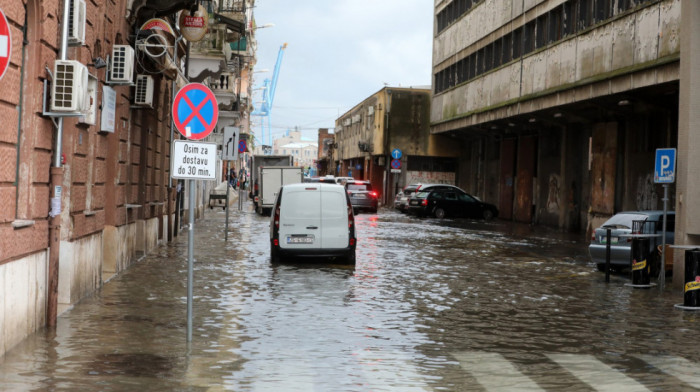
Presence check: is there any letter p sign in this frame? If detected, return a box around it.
[654,148,676,184]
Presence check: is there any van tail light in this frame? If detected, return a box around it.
[369,191,378,198]
[273,239,279,246]
[421,199,428,206]
[349,238,355,246]
[591,234,596,242]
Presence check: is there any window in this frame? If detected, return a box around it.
[536,15,547,49]
[502,33,512,64]
[513,27,522,59]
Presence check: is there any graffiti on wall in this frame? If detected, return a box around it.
[636,174,658,210]
[546,174,561,214]
[405,171,455,185]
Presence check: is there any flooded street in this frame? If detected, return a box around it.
[1,207,699,391]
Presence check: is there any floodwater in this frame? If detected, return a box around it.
[1,207,699,391]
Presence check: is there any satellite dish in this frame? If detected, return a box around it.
[138,33,169,58]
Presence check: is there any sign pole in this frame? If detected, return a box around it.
[660,184,669,289]
[653,148,676,291]
[187,179,195,342]
[225,180,230,241]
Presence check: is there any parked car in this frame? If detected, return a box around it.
[407,189,498,220]
[270,183,356,264]
[345,180,378,214]
[589,211,675,272]
[394,183,465,212]
[334,176,355,185]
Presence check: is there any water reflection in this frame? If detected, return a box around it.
[0,208,698,391]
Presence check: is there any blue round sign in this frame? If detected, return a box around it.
[391,149,402,159]
[172,83,219,140]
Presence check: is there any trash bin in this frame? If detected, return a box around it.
[631,237,651,285]
[683,249,700,307]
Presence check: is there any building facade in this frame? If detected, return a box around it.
[431,0,700,286]
[0,0,259,357]
[334,87,462,205]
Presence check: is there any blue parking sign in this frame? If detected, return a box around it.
[654,148,676,184]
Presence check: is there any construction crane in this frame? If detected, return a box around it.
[252,43,287,153]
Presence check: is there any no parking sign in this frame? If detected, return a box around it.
[172,83,218,140]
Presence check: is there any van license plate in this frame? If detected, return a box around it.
[287,236,314,244]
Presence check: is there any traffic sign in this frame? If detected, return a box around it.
[0,8,12,81]
[391,149,402,160]
[172,83,219,140]
[391,159,401,170]
[654,148,676,184]
[171,140,217,180]
[238,139,247,154]
[222,126,239,161]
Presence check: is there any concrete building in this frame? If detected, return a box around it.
[0,0,260,357]
[431,0,699,285]
[334,87,461,205]
[316,128,335,176]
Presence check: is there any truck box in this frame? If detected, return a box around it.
[256,166,303,214]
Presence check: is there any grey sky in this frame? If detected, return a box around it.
[251,0,434,142]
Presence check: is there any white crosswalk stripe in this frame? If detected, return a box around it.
[453,351,545,391]
[547,353,650,392]
[635,354,700,388]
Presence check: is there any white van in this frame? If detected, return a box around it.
[270,183,356,264]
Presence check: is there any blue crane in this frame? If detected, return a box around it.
[252,43,287,153]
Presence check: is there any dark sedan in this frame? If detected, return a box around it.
[345,180,378,214]
[408,189,498,220]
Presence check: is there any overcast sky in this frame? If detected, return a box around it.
[251,0,434,143]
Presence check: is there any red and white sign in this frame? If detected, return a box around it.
[172,83,218,140]
[179,5,208,42]
[0,8,12,81]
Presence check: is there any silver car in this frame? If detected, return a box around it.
[588,211,674,271]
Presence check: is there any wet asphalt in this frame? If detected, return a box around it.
[1,203,699,391]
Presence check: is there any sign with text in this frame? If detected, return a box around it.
[654,148,676,184]
[100,86,116,133]
[171,140,217,180]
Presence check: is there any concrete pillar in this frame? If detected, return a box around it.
[674,0,700,289]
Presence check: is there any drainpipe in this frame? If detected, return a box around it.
[168,35,183,242]
[47,0,71,327]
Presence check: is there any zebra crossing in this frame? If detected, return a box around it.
[453,351,700,391]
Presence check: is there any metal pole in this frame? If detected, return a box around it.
[660,184,669,289]
[605,228,611,283]
[187,179,195,342]
[225,179,230,241]
[47,0,72,328]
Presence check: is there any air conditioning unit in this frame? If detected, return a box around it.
[67,0,86,46]
[50,60,88,112]
[110,45,135,83]
[134,74,154,107]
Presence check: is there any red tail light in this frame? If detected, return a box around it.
[349,238,355,246]
[273,239,279,246]
[421,199,428,206]
[370,191,378,198]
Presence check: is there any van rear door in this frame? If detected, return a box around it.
[320,188,349,248]
[279,187,321,250]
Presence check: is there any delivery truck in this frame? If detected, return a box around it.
[255,166,304,215]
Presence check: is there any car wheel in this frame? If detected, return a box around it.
[434,208,446,219]
[483,209,494,221]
